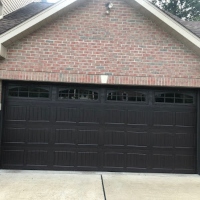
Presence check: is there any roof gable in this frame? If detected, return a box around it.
[0,0,200,59]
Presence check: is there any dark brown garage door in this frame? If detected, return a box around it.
[1,82,197,173]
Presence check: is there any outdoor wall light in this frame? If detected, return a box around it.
[105,2,113,15]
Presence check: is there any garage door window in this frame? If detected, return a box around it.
[107,90,146,102]
[8,86,50,98]
[58,88,99,100]
[155,92,194,104]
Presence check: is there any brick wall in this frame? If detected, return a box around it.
[0,0,200,87]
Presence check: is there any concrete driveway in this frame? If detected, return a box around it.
[0,170,200,200]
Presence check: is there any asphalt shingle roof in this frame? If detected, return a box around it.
[181,21,200,38]
[162,11,200,38]
[0,2,53,35]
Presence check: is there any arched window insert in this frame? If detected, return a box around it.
[58,88,99,100]
[155,92,194,104]
[107,90,146,102]
[8,86,50,98]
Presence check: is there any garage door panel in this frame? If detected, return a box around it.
[79,107,100,124]
[152,132,174,148]
[55,107,77,123]
[26,150,48,166]
[54,129,76,145]
[176,112,196,127]
[173,148,196,155]
[27,128,49,144]
[127,110,149,126]
[175,132,196,148]
[175,155,196,171]
[5,105,27,121]
[77,151,99,168]
[103,152,125,169]
[3,128,26,144]
[77,129,100,146]
[126,153,148,170]
[153,111,175,126]
[127,131,149,148]
[53,151,76,167]
[105,109,126,124]
[104,130,125,147]
[1,149,24,166]
[152,153,174,170]
[29,106,50,122]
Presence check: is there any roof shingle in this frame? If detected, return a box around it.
[162,10,200,38]
[0,2,53,35]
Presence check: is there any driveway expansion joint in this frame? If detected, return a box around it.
[101,174,107,200]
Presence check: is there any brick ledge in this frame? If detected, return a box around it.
[0,70,200,88]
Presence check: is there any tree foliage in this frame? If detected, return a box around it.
[150,0,200,21]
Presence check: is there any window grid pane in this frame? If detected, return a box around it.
[155,92,193,104]
[107,91,146,102]
[8,86,50,99]
[58,89,98,100]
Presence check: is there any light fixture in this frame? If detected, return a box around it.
[105,2,113,15]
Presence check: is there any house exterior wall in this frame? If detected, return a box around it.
[0,0,200,87]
